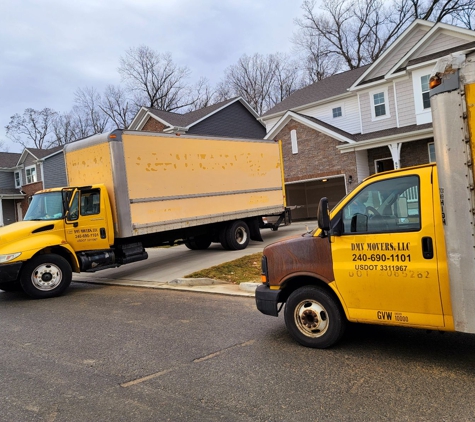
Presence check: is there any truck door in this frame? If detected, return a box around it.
[65,188,111,251]
[331,166,444,328]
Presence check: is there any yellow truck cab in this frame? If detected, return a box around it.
[256,49,475,348]
[257,163,451,348]
[0,185,115,298]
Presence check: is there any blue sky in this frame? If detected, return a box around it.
[0,0,304,152]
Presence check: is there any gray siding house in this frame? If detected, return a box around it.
[129,97,266,139]
[0,146,63,225]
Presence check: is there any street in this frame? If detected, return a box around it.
[2,283,475,421]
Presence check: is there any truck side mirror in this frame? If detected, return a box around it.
[317,197,330,234]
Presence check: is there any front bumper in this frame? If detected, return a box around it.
[0,262,23,284]
[255,285,282,317]
[0,261,23,283]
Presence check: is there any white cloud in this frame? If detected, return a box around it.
[0,0,303,151]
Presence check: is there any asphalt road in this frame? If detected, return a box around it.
[2,283,475,421]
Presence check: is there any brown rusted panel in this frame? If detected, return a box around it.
[264,233,334,285]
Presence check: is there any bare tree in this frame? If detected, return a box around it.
[5,108,58,149]
[294,0,475,79]
[0,139,8,152]
[184,78,217,112]
[51,112,77,146]
[118,46,199,112]
[74,87,110,135]
[217,53,304,115]
[100,85,137,129]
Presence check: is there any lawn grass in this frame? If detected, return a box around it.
[185,252,262,284]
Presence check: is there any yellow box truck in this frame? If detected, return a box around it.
[0,131,289,298]
[256,49,475,348]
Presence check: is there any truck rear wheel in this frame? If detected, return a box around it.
[225,220,250,250]
[284,286,346,349]
[185,236,212,250]
[20,254,72,299]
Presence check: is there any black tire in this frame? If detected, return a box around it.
[20,254,72,299]
[219,227,230,250]
[0,281,21,292]
[184,236,212,250]
[284,286,346,349]
[225,220,250,250]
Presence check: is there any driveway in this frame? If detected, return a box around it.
[73,220,314,293]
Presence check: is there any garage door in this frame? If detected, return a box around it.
[286,177,346,220]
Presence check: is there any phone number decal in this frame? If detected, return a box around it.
[352,253,411,262]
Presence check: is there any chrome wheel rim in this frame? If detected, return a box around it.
[31,263,63,291]
[294,299,329,338]
[235,227,248,245]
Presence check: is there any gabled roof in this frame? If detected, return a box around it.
[128,97,261,131]
[350,20,475,89]
[0,152,21,169]
[265,111,356,144]
[261,66,369,119]
[18,146,63,165]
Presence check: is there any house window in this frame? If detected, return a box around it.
[428,142,436,162]
[332,107,342,118]
[291,130,298,154]
[25,166,37,184]
[421,75,431,109]
[14,171,21,188]
[375,158,394,173]
[373,92,386,117]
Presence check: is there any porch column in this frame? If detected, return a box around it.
[388,142,402,170]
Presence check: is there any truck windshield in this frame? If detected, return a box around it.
[24,192,65,221]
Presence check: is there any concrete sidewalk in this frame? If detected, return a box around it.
[73,220,314,297]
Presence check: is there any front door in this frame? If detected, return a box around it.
[65,188,111,251]
[331,167,444,327]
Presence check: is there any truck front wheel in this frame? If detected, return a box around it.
[284,286,346,349]
[225,220,250,250]
[20,254,72,299]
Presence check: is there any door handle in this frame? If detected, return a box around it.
[100,228,106,239]
[422,236,433,259]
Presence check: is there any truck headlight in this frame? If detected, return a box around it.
[0,252,21,263]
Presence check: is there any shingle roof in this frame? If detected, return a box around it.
[26,146,63,159]
[294,113,356,140]
[147,97,240,127]
[354,123,433,142]
[402,41,475,71]
[293,113,432,143]
[0,188,22,195]
[262,66,370,117]
[0,152,21,168]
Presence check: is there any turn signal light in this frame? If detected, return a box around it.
[429,75,441,90]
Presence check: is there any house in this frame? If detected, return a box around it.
[0,152,23,226]
[261,20,475,220]
[0,146,63,225]
[128,96,266,139]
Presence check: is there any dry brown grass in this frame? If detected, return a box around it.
[185,253,262,284]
